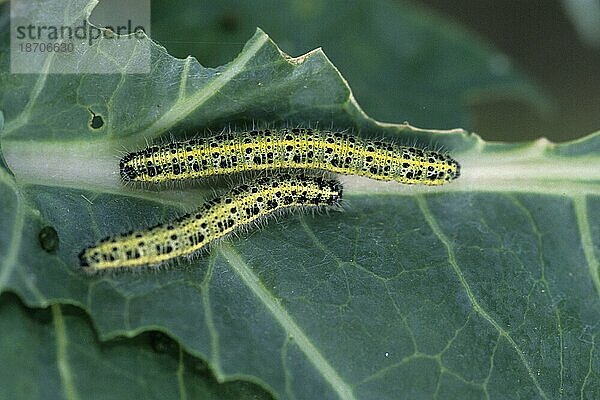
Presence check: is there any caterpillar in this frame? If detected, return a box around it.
[79,173,343,272]
[120,128,460,186]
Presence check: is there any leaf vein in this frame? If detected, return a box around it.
[417,196,549,400]
[509,194,565,397]
[220,243,356,400]
[52,304,80,400]
[141,32,269,141]
[0,182,25,289]
[177,346,187,400]
[200,256,223,377]
[573,195,600,298]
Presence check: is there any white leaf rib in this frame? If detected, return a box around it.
[220,244,356,400]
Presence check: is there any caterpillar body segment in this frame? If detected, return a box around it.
[79,173,343,271]
[120,128,461,186]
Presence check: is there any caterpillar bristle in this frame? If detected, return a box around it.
[119,128,460,187]
[79,173,343,272]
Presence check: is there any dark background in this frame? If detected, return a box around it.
[417,0,600,141]
[143,1,600,142]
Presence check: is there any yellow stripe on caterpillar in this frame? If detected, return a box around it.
[120,128,460,186]
[79,173,343,272]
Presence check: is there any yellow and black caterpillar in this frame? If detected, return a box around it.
[79,173,343,272]
[120,128,460,186]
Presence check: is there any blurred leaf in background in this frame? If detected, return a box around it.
[148,0,554,140]
[418,0,600,141]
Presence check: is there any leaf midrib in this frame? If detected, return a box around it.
[2,139,599,197]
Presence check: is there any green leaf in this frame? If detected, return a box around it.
[149,0,551,131]
[1,1,599,399]
[0,293,272,400]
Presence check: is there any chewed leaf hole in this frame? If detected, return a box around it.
[91,115,104,129]
[38,226,59,252]
[88,108,105,129]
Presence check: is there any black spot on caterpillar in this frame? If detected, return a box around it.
[120,128,460,186]
[79,173,343,272]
